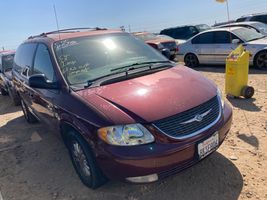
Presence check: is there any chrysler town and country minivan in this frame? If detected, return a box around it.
[13,28,232,189]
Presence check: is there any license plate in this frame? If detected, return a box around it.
[198,132,219,159]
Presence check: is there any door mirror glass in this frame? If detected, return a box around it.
[29,74,59,89]
[232,39,241,44]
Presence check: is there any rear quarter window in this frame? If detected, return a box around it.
[236,17,247,22]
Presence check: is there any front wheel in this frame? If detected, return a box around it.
[184,53,199,68]
[254,51,267,69]
[67,132,107,189]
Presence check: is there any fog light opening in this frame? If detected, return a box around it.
[126,174,158,183]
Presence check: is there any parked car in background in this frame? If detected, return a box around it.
[160,24,210,44]
[0,50,20,105]
[13,28,232,189]
[133,32,178,60]
[177,27,267,69]
[236,13,267,24]
[218,21,267,36]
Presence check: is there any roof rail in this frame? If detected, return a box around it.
[28,27,107,39]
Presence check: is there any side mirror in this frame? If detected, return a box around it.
[161,48,171,60]
[232,39,241,44]
[29,74,59,90]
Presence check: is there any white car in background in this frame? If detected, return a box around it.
[218,21,267,36]
[177,27,267,69]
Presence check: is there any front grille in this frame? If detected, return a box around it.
[162,42,177,50]
[153,96,221,139]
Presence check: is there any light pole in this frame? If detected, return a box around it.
[216,0,230,22]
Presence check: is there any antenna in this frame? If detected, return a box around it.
[53,4,61,41]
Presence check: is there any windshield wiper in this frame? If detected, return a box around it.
[84,61,172,88]
[247,36,266,42]
[110,61,171,72]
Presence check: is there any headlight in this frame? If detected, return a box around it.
[217,88,224,109]
[98,124,155,146]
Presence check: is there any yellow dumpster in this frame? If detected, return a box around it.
[225,44,254,98]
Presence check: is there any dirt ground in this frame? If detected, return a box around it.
[0,66,266,200]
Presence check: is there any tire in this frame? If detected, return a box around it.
[254,51,267,70]
[21,99,38,123]
[66,131,107,189]
[0,88,8,96]
[8,86,20,106]
[184,53,199,68]
[241,86,254,99]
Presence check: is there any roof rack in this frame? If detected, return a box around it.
[28,27,107,39]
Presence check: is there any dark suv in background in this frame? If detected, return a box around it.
[13,28,232,189]
[236,13,267,24]
[160,24,210,44]
[0,50,20,105]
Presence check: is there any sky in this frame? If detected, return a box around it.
[0,0,266,50]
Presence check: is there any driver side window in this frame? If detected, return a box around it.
[32,44,55,81]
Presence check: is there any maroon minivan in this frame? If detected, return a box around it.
[13,28,232,189]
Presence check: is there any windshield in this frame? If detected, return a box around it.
[2,54,15,71]
[232,27,265,42]
[53,33,167,85]
[134,33,157,41]
[253,22,267,35]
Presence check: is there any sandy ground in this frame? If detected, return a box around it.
[0,66,266,200]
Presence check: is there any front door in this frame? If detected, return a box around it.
[30,43,60,132]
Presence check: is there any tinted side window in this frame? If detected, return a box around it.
[192,32,214,44]
[214,31,232,43]
[32,44,55,81]
[161,29,175,38]
[252,15,267,24]
[14,43,37,73]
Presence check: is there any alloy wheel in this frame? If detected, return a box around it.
[256,52,267,69]
[71,141,91,178]
[185,54,199,67]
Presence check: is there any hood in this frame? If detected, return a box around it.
[76,65,217,124]
[246,37,267,45]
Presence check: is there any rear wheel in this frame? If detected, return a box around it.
[66,131,107,189]
[0,88,8,96]
[184,53,199,68]
[21,99,38,123]
[254,51,267,69]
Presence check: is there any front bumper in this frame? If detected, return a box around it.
[95,102,232,182]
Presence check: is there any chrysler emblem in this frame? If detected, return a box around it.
[180,109,212,125]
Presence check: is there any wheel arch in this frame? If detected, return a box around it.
[59,120,96,150]
[253,49,267,65]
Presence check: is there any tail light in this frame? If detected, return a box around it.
[148,43,159,49]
